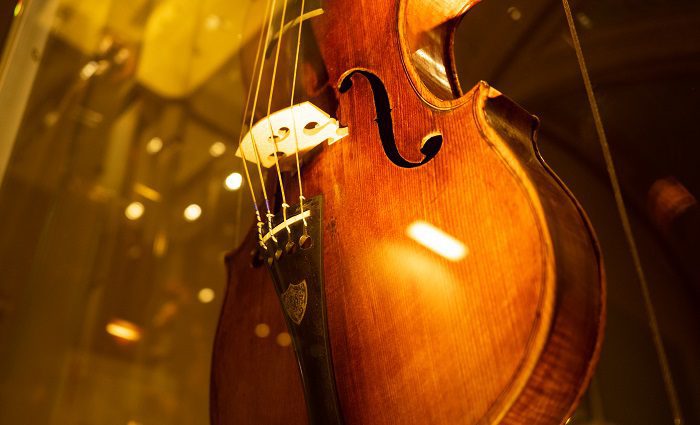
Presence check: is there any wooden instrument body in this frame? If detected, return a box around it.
[210,0,605,423]
[210,235,309,425]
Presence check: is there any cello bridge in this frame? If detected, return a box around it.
[236,101,348,168]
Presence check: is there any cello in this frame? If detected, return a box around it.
[211,0,605,423]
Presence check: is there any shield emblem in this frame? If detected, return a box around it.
[281,280,308,325]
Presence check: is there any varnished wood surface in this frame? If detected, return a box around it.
[301,0,602,422]
[211,0,604,423]
[210,228,308,425]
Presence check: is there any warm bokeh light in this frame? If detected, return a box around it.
[183,204,202,221]
[507,6,521,21]
[106,319,142,343]
[254,323,270,338]
[133,183,161,202]
[204,14,222,31]
[124,201,144,220]
[153,231,168,257]
[146,136,163,154]
[197,288,215,303]
[79,61,100,80]
[209,141,226,157]
[224,172,243,191]
[406,221,468,261]
[276,332,292,347]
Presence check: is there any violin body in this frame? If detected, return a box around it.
[210,228,308,425]
[211,0,605,423]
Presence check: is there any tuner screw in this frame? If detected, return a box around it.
[285,240,296,254]
[250,248,265,268]
[299,234,313,250]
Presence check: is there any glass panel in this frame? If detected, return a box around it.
[455,1,700,424]
[0,0,257,423]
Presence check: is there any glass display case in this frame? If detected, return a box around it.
[0,0,698,424]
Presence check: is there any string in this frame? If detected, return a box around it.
[289,0,308,232]
[265,0,292,236]
[235,0,274,249]
[248,0,281,243]
[561,1,684,423]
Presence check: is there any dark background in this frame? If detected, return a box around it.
[455,1,700,423]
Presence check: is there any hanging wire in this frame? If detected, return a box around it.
[561,1,684,423]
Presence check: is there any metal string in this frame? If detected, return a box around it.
[561,1,684,423]
[235,0,274,248]
[265,0,292,235]
[248,0,282,243]
[289,0,308,232]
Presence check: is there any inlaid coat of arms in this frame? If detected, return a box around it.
[281,280,308,325]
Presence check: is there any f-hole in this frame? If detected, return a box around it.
[338,69,442,168]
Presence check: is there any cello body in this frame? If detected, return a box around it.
[211,0,605,423]
[210,227,308,425]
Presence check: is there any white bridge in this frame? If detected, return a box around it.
[236,102,348,168]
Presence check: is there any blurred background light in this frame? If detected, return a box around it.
[224,172,242,191]
[106,319,142,343]
[197,288,215,303]
[209,141,226,157]
[146,136,163,154]
[184,203,202,221]
[124,201,144,220]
